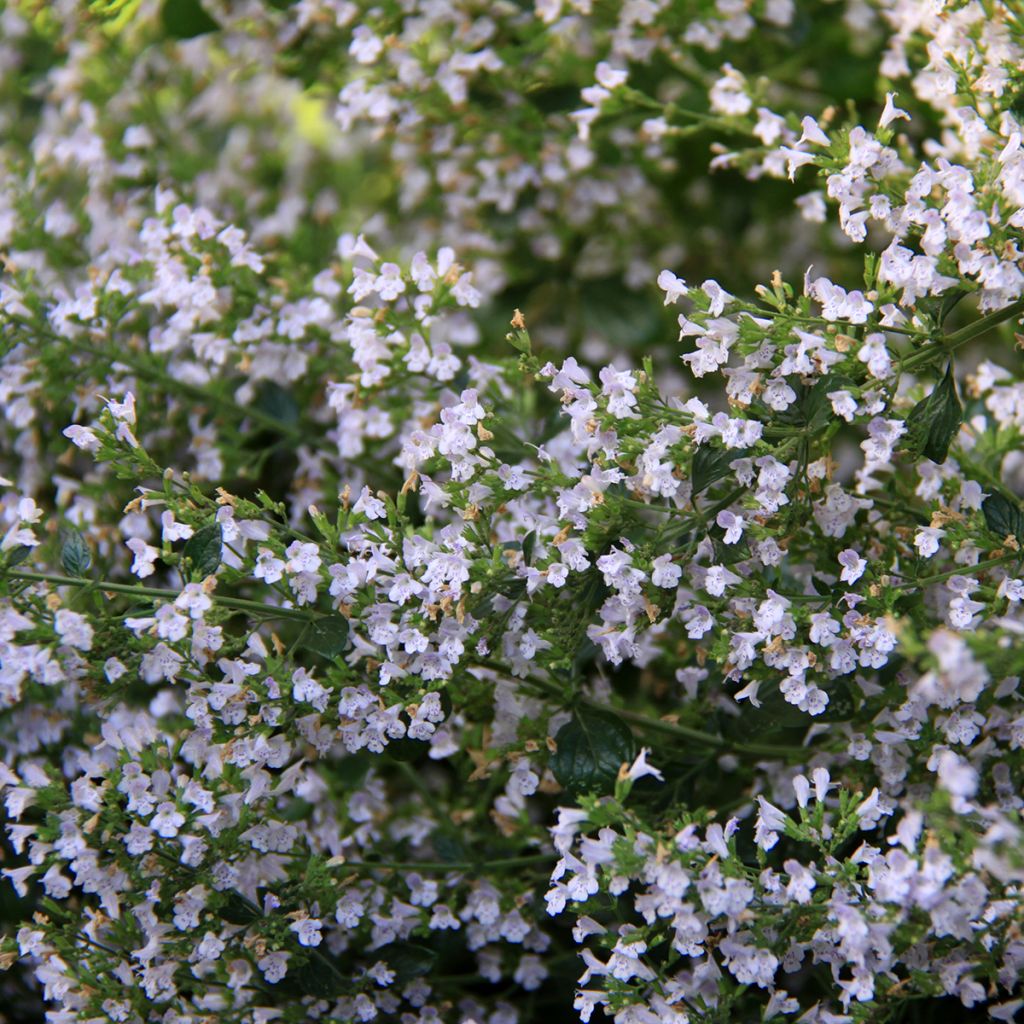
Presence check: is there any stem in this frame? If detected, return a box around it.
[474,660,807,759]
[66,337,313,446]
[900,297,1024,374]
[603,702,806,759]
[890,554,1019,591]
[3,569,314,622]
[337,852,554,873]
[396,761,449,823]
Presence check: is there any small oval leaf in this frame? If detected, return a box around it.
[161,0,219,38]
[6,545,33,568]
[551,707,635,796]
[378,942,438,983]
[304,614,349,659]
[982,492,1024,545]
[904,364,962,464]
[182,523,222,580]
[691,445,750,495]
[60,527,92,578]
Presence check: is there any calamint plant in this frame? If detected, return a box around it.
[0,1,1022,1023]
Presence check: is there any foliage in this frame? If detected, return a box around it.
[0,2,1023,1024]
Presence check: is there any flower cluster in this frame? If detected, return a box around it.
[0,2,1023,1024]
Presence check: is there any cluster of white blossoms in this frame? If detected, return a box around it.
[0,2,1023,1024]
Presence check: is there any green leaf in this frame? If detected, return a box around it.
[304,614,349,659]
[383,736,425,762]
[811,575,833,596]
[253,380,300,428]
[551,707,635,796]
[904,364,962,464]
[378,942,438,983]
[277,798,313,822]
[432,832,470,863]
[6,545,33,568]
[182,523,222,580]
[691,445,750,495]
[982,492,1024,544]
[161,0,219,38]
[521,530,537,567]
[710,534,750,566]
[289,954,348,998]
[59,527,92,577]
[937,289,969,328]
[727,686,807,740]
[218,891,260,925]
[816,680,856,722]
[804,374,855,433]
[506,328,532,355]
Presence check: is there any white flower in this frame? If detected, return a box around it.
[838,549,866,584]
[828,389,858,422]
[63,424,101,452]
[594,62,628,90]
[290,917,323,947]
[704,564,741,597]
[54,609,93,651]
[656,270,687,304]
[161,511,193,543]
[349,26,383,65]
[352,486,387,520]
[878,92,910,130]
[374,262,406,301]
[798,115,830,147]
[126,537,159,578]
[626,748,664,782]
[709,64,751,117]
[914,526,945,558]
[716,510,745,544]
[650,554,681,589]
[151,802,185,838]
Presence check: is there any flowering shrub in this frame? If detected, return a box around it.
[1,1,1024,1022]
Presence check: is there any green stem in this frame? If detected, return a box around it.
[890,554,1019,591]
[337,852,554,873]
[3,569,314,622]
[900,297,1024,374]
[69,338,311,445]
[475,660,806,759]
[604,702,806,759]
[396,761,449,824]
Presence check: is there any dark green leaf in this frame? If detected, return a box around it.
[289,954,348,999]
[6,545,33,568]
[253,381,300,428]
[937,289,969,327]
[804,374,855,433]
[304,614,349,659]
[59,527,92,577]
[691,445,750,495]
[384,737,425,762]
[816,680,857,722]
[161,0,219,38]
[811,575,833,596]
[727,686,807,740]
[982,492,1024,544]
[182,523,222,579]
[378,942,438,983]
[521,530,537,567]
[218,891,260,925]
[278,799,313,822]
[432,832,470,863]
[904,364,962,464]
[710,535,750,566]
[551,707,635,796]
